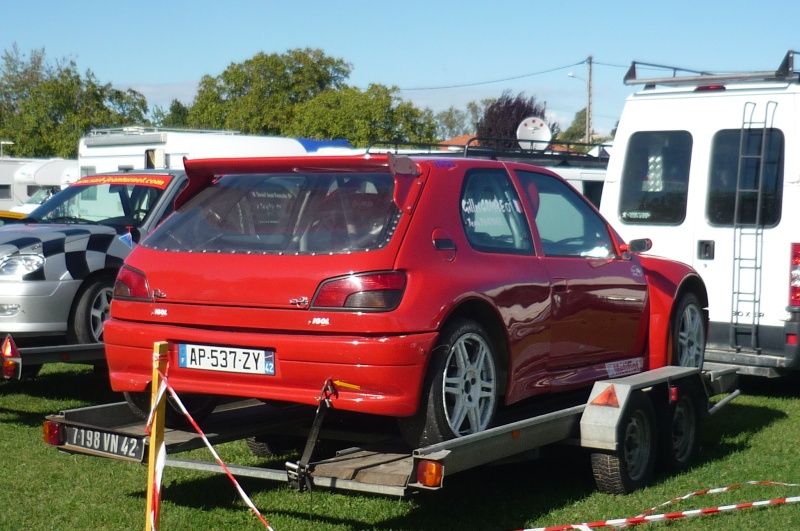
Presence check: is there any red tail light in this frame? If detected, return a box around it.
[790,244,800,306]
[43,420,65,446]
[114,265,152,301]
[312,271,406,311]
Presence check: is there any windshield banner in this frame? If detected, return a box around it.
[73,175,173,189]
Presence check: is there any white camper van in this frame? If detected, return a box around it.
[11,158,80,214]
[0,157,38,211]
[600,50,800,376]
[77,127,352,176]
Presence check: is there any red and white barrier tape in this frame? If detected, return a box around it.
[521,481,800,530]
[146,370,274,530]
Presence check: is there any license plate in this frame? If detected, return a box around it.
[178,343,275,375]
[65,426,145,462]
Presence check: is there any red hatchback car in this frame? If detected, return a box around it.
[105,153,708,447]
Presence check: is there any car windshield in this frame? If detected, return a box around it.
[27,175,172,232]
[144,172,399,254]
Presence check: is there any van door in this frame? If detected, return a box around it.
[695,126,784,349]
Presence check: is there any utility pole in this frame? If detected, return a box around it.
[586,55,593,144]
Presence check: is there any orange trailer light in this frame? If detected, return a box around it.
[416,460,443,488]
[2,335,21,379]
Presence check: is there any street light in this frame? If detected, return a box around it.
[0,140,12,158]
[567,55,593,144]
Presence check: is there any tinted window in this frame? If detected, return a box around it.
[146,172,399,254]
[460,168,533,254]
[517,170,615,258]
[707,128,783,226]
[619,131,693,224]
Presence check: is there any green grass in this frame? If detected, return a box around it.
[2,364,800,530]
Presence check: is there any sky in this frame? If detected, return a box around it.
[3,1,799,137]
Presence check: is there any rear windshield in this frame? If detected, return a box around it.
[143,172,399,254]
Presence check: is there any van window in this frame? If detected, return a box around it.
[618,131,693,225]
[707,128,784,227]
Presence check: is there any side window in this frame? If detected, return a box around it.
[707,128,783,227]
[517,170,615,258]
[618,131,693,224]
[460,168,533,254]
[0,184,10,199]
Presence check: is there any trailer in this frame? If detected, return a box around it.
[2,335,104,379]
[40,365,738,497]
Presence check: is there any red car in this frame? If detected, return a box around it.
[105,153,708,447]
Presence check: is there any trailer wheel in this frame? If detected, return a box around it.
[124,390,219,427]
[658,379,702,473]
[591,390,657,494]
[398,318,498,448]
[672,293,705,368]
[68,275,114,344]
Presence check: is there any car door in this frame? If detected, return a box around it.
[514,169,649,374]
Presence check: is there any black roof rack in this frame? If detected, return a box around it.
[365,138,610,169]
[624,50,800,87]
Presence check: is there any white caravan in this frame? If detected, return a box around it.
[0,157,39,211]
[78,127,352,176]
[11,158,80,214]
[600,50,800,376]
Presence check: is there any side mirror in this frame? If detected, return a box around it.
[624,238,652,253]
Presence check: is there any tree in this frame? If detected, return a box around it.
[187,48,352,135]
[559,107,588,143]
[287,84,437,146]
[476,90,559,146]
[153,99,190,128]
[0,44,149,158]
[435,106,470,140]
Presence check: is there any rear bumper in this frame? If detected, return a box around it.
[705,317,800,374]
[104,318,438,417]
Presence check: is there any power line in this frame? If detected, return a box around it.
[397,59,588,91]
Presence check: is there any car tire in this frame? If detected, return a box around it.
[68,275,115,344]
[246,435,306,457]
[124,390,219,427]
[398,318,499,448]
[672,293,706,368]
[591,390,657,494]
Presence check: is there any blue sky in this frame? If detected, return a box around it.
[3,1,799,136]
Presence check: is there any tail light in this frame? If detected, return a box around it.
[2,335,21,380]
[312,271,406,311]
[790,244,800,306]
[43,420,66,446]
[114,265,152,301]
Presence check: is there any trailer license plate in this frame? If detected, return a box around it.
[65,426,145,462]
[178,343,275,375]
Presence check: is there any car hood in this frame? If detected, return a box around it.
[0,223,135,281]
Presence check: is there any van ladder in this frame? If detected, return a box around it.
[729,101,777,352]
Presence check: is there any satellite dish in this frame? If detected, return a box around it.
[516,116,552,150]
